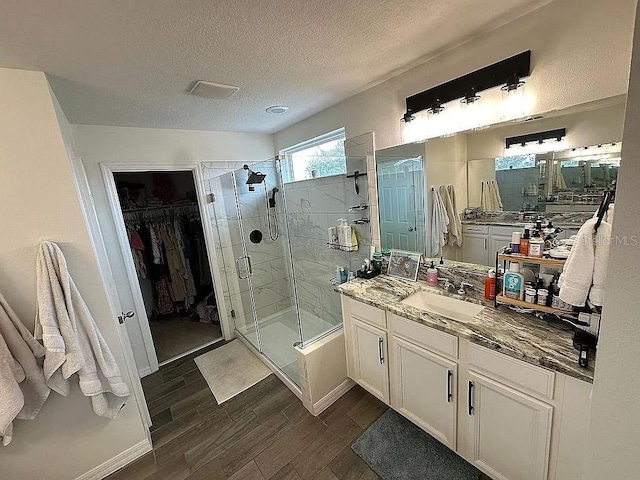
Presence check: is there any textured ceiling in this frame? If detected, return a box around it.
[1,0,548,133]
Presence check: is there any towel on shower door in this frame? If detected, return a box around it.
[0,292,50,446]
[35,241,130,419]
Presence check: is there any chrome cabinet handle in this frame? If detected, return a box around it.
[468,380,474,415]
[483,238,487,250]
[447,369,453,403]
[235,256,249,279]
[378,337,384,364]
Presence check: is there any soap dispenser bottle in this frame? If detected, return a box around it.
[426,261,438,286]
[503,261,525,300]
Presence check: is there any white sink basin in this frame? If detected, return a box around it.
[401,290,484,323]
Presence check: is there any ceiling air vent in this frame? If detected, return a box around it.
[188,81,239,99]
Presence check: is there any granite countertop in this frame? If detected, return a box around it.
[336,275,594,383]
[461,211,593,229]
[462,219,586,229]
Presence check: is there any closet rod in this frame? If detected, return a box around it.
[121,202,199,214]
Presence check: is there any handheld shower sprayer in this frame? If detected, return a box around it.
[269,187,279,208]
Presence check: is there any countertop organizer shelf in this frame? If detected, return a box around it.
[495,295,572,314]
[498,253,566,267]
[495,252,571,315]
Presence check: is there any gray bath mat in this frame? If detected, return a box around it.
[352,409,481,480]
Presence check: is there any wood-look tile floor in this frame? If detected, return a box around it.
[107,341,387,480]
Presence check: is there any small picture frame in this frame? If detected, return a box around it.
[387,250,421,282]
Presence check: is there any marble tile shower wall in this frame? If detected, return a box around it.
[203,165,293,335]
[284,174,372,329]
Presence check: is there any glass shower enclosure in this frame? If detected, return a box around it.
[207,156,371,387]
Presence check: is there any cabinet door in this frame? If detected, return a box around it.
[467,371,553,480]
[351,318,389,402]
[390,336,457,449]
[463,233,489,266]
[489,234,513,262]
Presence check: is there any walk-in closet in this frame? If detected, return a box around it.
[114,171,221,365]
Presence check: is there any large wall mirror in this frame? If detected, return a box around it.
[374,95,625,264]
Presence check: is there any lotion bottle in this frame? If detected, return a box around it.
[503,261,525,300]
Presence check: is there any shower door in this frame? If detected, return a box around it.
[231,160,302,384]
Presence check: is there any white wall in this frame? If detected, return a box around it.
[0,68,148,479]
[274,0,635,152]
[584,3,640,477]
[72,125,274,375]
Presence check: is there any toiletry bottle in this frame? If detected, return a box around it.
[484,269,496,300]
[503,261,525,300]
[529,231,544,258]
[350,228,359,251]
[520,229,530,256]
[427,261,438,286]
[511,232,521,254]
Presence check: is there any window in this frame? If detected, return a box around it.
[280,128,346,183]
[495,153,537,170]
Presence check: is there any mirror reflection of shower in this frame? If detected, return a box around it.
[243,164,279,241]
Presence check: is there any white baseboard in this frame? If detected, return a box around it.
[74,438,152,480]
[311,378,355,416]
[138,366,153,378]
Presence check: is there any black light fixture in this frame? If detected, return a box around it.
[505,128,566,149]
[401,50,531,122]
[427,98,445,114]
[460,88,481,105]
[501,73,526,93]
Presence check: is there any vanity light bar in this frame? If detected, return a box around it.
[402,50,531,121]
[505,128,566,149]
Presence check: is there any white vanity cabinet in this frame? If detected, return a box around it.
[342,296,389,403]
[390,335,458,449]
[465,372,553,480]
[388,312,460,449]
[350,318,389,402]
[462,225,489,266]
[342,295,592,480]
[463,225,518,266]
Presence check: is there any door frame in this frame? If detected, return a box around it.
[100,162,233,376]
[68,155,153,433]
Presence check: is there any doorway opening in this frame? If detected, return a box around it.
[113,170,223,366]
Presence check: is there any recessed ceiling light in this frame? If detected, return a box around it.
[266,105,289,114]
[189,81,239,99]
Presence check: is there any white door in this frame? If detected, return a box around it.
[466,371,553,480]
[377,157,425,252]
[463,234,489,266]
[390,336,457,449]
[351,318,389,402]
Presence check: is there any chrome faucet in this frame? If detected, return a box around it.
[439,278,456,293]
[457,282,474,295]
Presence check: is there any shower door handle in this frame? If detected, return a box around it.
[246,255,253,277]
[235,256,250,280]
